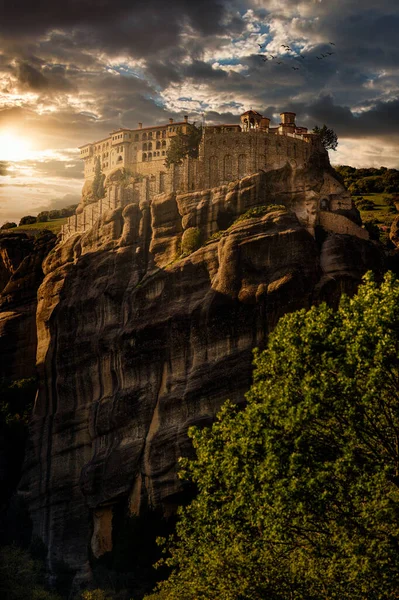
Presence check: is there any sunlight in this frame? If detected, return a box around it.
[0,131,33,161]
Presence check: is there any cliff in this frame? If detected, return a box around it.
[20,160,383,592]
[0,230,56,381]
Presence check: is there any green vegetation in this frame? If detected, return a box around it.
[164,124,202,168]
[92,157,106,200]
[181,227,201,255]
[312,125,338,151]
[0,545,61,600]
[335,165,399,195]
[146,272,399,600]
[0,222,17,230]
[14,218,67,233]
[233,204,286,224]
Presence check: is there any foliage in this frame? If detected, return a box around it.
[312,124,338,151]
[92,157,106,200]
[335,165,399,195]
[0,222,17,229]
[0,545,61,600]
[19,215,37,226]
[181,228,201,255]
[164,124,202,168]
[354,197,375,211]
[233,204,286,224]
[81,589,114,600]
[147,272,399,600]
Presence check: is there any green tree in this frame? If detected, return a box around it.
[92,157,105,200]
[164,124,202,168]
[0,222,17,229]
[313,124,338,151]
[147,272,399,600]
[0,546,61,600]
[36,212,49,223]
[18,215,37,226]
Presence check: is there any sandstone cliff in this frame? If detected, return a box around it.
[21,160,383,592]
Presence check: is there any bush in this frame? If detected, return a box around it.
[0,222,17,229]
[36,212,49,222]
[0,546,61,600]
[181,228,201,255]
[234,204,286,223]
[18,215,37,226]
[147,273,399,600]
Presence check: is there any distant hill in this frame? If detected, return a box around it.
[334,165,399,195]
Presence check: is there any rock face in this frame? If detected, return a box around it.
[21,160,383,587]
[0,231,56,380]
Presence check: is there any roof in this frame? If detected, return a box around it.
[241,110,263,117]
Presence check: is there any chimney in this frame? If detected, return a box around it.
[169,118,174,124]
[138,122,142,129]
[184,115,188,123]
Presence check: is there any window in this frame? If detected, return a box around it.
[156,131,161,138]
[162,150,165,156]
[162,130,166,138]
[148,132,153,139]
[148,142,152,150]
[143,143,147,151]
[142,153,147,161]
[148,152,152,161]
[156,141,161,149]
[134,134,139,141]
[162,140,166,148]
[142,133,147,140]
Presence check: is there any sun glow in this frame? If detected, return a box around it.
[0,131,33,161]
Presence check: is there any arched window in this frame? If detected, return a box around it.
[148,132,153,139]
[148,142,152,150]
[117,155,123,162]
[142,153,147,161]
[148,152,152,161]
[143,143,147,151]
[162,140,166,148]
[156,141,161,149]
[156,131,161,138]
[224,155,233,181]
[238,154,246,179]
[209,156,219,187]
[142,133,147,140]
[162,150,165,156]
[162,130,166,138]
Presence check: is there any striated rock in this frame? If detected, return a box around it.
[20,165,383,588]
[0,231,56,380]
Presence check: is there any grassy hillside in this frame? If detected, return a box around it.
[14,217,67,234]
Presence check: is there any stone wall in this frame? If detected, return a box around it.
[319,211,369,240]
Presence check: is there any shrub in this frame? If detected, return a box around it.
[233,204,286,223]
[0,222,17,229]
[19,215,37,226]
[181,228,201,255]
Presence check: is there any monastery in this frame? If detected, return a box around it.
[61,110,365,242]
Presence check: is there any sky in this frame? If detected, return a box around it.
[0,0,398,225]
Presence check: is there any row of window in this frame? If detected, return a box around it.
[142,141,167,151]
[142,151,166,161]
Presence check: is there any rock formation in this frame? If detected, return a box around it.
[20,157,383,592]
[0,230,56,381]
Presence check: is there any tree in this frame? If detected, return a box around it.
[313,124,338,151]
[18,216,36,226]
[164,124,202,168]
[36,212,49,223]
[0,222,17,229]
[147,272,399,600]
[92,157,105,200]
